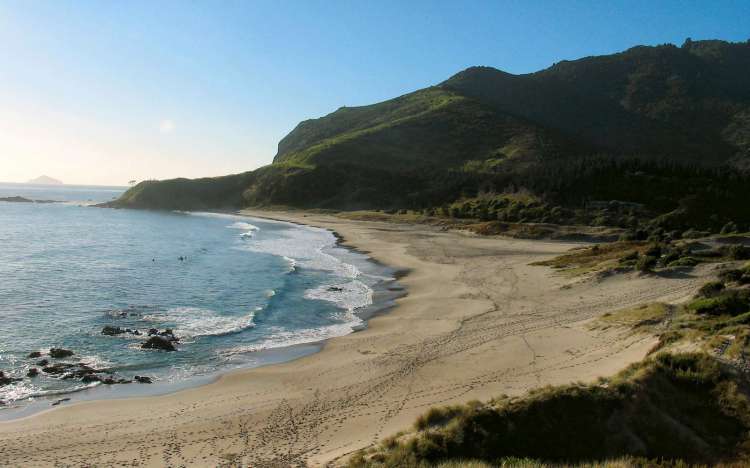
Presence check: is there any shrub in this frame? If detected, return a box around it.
[667,256,698,267]
[696,281,725,298]
[687,290,750,316]
[719,268,745,283]
[644,244,663,257]
[721,221,739,234]
[636,255,658,272]
[725,244,750,260]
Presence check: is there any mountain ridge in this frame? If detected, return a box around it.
[110,39,750,232]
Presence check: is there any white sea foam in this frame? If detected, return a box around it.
[142,307,257,339]
[218,311,364,358]
[0,379,101,404]
[238,218,376,314]
[304,280,373,311]
[242,222,360,278]
[227,221,260,239]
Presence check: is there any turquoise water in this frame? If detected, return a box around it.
[0,184,395,413]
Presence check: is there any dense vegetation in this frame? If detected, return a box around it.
[348,353,750,467]
[110,39,750,233]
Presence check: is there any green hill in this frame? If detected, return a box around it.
[109,39,750,231]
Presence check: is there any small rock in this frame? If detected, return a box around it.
[0,371,22,386]
[49,348,74,359]
[101,326,126,336]
[42,363,74,374]
[36,359,49,367]
[51,398,70,406]
[27,368,39,378]
[141,336,176,351]
[27,351,42,358]
[81,374,101,383]
[134,375,152,384]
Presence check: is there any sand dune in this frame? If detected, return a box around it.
[0,212,710,467]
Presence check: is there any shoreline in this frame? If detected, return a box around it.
[0,210,400,421]
[0,210,710,467]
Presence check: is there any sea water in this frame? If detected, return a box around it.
[0,183,398,417]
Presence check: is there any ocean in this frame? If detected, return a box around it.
[0,183,398,418]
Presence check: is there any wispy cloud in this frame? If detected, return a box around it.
[159,119,175,133]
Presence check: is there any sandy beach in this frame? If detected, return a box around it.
[0,211,710,467]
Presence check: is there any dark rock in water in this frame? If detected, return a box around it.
[141,336,176,351]
[37,359,49,367]
[0,371,22,386]
[117,379,132,384]
[101,325,126,336]
[102,377,117,385]
[42,363,74,374]
[81,374,101,383]
[27,368,39,378]
[327,286,344,292]
[51,398,70,406]
[49,348,74,359]
[27,351,42,358]
[134,375,152,384]
[147,328,179,342]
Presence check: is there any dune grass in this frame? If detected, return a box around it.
[351,276,750,468]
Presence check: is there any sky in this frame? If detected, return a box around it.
[0,0,747,186]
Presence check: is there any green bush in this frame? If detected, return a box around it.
[687,290,750,316]
[723,244,750,260]
[352,353,750,467]
[667,256,698,267]
[636,255,658,272]
[696,281,725,298]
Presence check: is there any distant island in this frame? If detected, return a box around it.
[27,175,63,185]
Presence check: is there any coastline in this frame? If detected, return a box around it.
[0,210,400,421]
[0,210,710,467]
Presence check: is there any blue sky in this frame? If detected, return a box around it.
[0,0,747,185]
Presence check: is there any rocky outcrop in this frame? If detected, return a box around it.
[49,348,74,359]
[101,326,142,336]
[141,336,176,351]
[0,371,22,386]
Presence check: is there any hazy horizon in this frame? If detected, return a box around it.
[1,0,748,186]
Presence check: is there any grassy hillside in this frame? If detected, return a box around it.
[442,40,750,165]
[110,40,750,232]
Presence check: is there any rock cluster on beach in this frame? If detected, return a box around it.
[1,347,157,405]
[100,325,180,351]
[1,324,179,406]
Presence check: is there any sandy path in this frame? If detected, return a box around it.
[0,212,709,467]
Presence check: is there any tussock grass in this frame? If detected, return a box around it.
[348,352,750,468]
[532,241,647,275]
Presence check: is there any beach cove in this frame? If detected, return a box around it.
[0,210,711,467]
